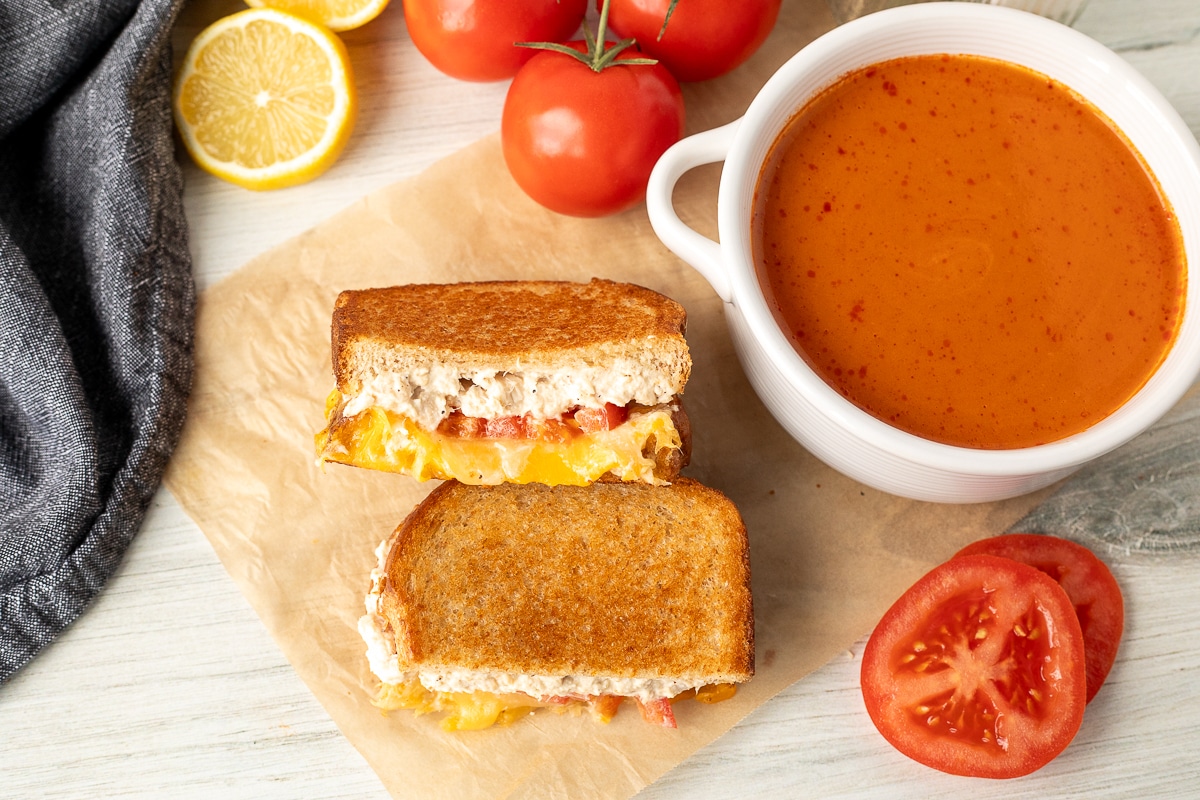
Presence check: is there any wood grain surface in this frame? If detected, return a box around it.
[2,0,1199,797]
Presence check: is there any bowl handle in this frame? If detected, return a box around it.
[646,120,740,303]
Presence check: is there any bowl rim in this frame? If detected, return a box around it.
[715,2,1200,476]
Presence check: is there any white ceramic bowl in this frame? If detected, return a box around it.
[647,2,1200,503]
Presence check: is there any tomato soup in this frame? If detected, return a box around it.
[755,54,1186,449]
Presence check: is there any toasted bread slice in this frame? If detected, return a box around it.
[331,279,690,396]
[317,280,693,485]
[372,479,754,689]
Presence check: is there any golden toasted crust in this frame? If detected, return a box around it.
[378,479,753,682]
[331,279,690,392]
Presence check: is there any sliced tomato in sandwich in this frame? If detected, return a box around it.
[573,402,629,433]
[484,416,527,438]
[636,697,678,728]
[590,695,624,722]
[437,412,486,437]
[437,408,629,441]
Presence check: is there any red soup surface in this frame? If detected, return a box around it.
[756,54,1186,449]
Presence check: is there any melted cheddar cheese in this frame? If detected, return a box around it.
[316,395,682,486]
[371,679,734,731]
[372,681,547,729]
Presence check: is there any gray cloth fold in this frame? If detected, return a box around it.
[0,0,194,682]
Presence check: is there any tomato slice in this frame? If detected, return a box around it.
[572,403,629,433]
[483,416,527,438]
[589,695,623,722]
[954,533,1124,703]
[635,697,678,728]
[526,417,574,443]
[861,554,1086,778]
[436,411,487,437]
[437,412,580,443]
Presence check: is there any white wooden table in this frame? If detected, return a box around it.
[3,0,1199,797]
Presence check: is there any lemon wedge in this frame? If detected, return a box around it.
[244,0,389,32]
[173,8,356,191]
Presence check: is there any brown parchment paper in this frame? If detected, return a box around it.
[164,3,1054,797]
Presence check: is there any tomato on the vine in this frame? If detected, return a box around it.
[501,40,684,217]
[954,533,1124,703]
[403,0,588,82]
[861,554,1087,778]
[605,0,781,83]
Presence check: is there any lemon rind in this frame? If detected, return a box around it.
[244,0,390,32]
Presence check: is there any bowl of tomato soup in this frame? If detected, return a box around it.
[646,3,1200,502]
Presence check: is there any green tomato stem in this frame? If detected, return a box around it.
[593,0,616,70]
[658,0,680,42]
[514,0,658,72]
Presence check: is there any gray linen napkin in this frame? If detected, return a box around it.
[0,0,193,682]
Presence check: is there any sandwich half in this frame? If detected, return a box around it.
[316,279,692,486]
[359,478,754,730]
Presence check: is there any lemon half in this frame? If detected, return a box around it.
[174,8,356,191]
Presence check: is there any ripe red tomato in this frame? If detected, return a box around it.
[483,416,527,438]
[861,554,1087,778]
[605,0,781,82]
[572,402,629,433]
[501,44,684,217]
[635,697,677,728]
[436,411,486,437]
[954,533,1124,703]
[403,0,588,82]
